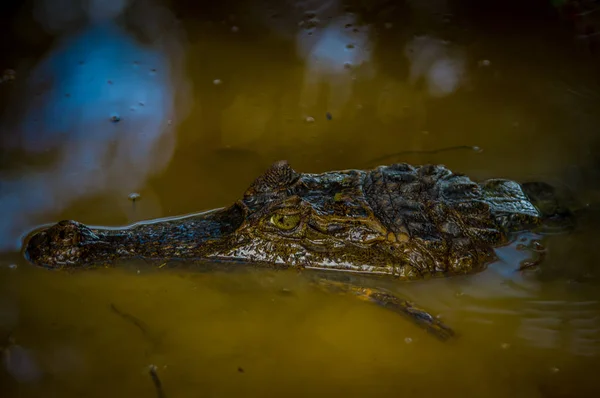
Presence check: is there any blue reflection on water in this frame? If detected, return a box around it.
[297,13,373,114]
[0,22,185,251]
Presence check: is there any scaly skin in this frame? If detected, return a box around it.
[23,160,553,275]
[22,160,574,341]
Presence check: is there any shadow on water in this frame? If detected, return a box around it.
[2,0,600,397]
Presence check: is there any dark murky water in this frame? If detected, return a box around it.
[1,0,600,397]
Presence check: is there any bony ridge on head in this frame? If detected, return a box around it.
[248,160,300,194]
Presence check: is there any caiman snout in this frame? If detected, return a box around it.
[22,205,246,269]
[24,220,101,269]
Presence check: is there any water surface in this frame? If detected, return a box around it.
[1,0,600,397]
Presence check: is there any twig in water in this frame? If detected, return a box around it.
[149,365,166,398]
[110,303,150,338]
[364,145,482,167]
[109,303,165,355]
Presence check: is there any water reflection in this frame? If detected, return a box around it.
[33,0,131,30]
[297,12,373,115]
[1,0,600,396]
[405,35,467,98]
[0,0,190,251]
[518,299,600,356]
[2,341,42,384]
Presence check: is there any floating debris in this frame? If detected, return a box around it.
[478,59,491,67]
[213,79,222,85]
[326,112,332,120]
[110,114,121,123]
[128,193,141,202]
[305,116,315,123]
[500,343,511,350]
[237,366,244,373]
[231,26,239,33]
[404,337,413,344]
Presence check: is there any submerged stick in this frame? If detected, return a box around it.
[149,365,166,398]
[109,306,166,397]
[110,303,151,338]
[365,145,482,167]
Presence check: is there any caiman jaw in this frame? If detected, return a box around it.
[23,205,247,269]
[24,220,106,269]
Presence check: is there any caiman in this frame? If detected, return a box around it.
[22,161,575,341]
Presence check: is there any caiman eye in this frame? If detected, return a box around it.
[270,213,301,230]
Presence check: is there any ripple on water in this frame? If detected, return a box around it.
[517,299,600,356]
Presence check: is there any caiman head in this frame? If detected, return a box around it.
[207,160,398,273]
[24,160,514,276]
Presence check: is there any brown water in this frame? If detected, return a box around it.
[2,0,600,397]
